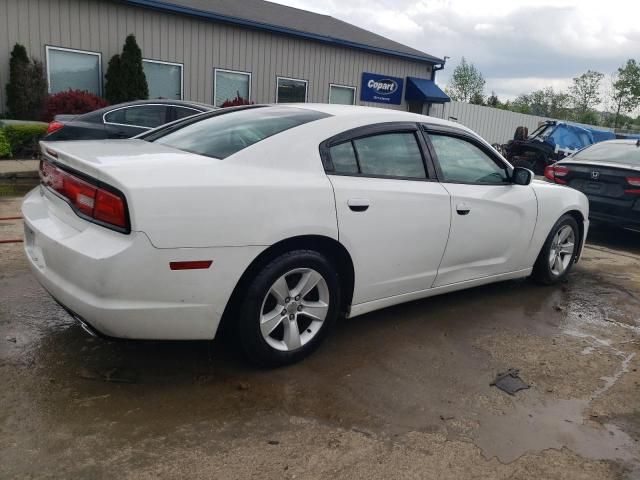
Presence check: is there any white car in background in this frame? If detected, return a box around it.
[22,105,589,366]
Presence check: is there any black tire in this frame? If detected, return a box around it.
[532,214,580,285]
[236,250,341,367]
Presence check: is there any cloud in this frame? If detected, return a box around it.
[271,0,640,101]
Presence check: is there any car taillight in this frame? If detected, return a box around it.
[47,121,65,134]
[39,160,129,232]
[627,177,640,187]
[624,177,640,194]
[544,164,569,184]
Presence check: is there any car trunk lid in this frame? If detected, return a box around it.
[40,139,213,180]
[559,161,640,200]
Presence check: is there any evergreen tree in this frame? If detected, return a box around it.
[105,54,125,104]
[5,44,47,119]
[119,34,148,101]
[6,44,31,118]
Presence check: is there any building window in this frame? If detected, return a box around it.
[276,77,307,103]
[214,69,251,107]
[46,46,102,95]
[143,59,183,100]
[329,84,356,105]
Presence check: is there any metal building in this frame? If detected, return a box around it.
[0,0,450,114]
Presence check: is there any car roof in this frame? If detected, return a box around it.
[274,103,473,132]
[74,99,215,122]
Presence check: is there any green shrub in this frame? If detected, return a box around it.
[3,123,47,158]
[0,129,11,158]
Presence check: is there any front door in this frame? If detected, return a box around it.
[424,129,538,287]
[322,124,451,304]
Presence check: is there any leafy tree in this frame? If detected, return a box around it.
[609,59,640,129]
[510,87,571,118]
[569,70,604,123]
[105,54,125,104]
[446,57,486,103]
[5,44,47,119]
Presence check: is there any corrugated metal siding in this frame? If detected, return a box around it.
[429,101,553,144]
[0,0,432,112]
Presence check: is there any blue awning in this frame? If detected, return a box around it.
[405,77,450,103]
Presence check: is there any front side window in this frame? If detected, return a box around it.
[143,60,182,100]
[329,85,356,105]
[46,46,101,95]
[276,77,307,103]
[104,105,168,128]
[150,106,329,159]
[429,134,509,184]
[214,69,251,107]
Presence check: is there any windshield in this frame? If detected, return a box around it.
[529,123,554,140]
[572,141,640,165]
[148,106,329,159]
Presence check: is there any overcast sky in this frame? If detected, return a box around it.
[271,0,640,101]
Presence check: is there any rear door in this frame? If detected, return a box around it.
[103,104,169,138]
[423,126,538,286]
[322,123,451,305]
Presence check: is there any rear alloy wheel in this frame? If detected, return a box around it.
[237,250,340,367]
[532,215,579,285]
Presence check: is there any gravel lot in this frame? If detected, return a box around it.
[1,192,639,479]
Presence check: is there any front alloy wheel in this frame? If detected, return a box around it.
[532,214,579,285]
[237,250,340,366]
[548,225,575,276]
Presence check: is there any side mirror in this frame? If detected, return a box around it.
[512,166,533,186]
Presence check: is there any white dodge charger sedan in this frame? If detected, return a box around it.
[23,105,589,366]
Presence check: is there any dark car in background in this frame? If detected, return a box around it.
[545,139,640,229]
[44,99,216,141]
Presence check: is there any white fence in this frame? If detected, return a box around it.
[429,101,552,144]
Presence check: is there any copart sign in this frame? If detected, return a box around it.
[360,72,404,105]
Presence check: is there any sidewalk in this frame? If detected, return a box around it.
[0,159,39,178]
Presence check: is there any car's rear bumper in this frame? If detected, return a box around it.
[22,187,263,340]
[587,195,640,229]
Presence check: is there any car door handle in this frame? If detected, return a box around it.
[456,203,471,215]
[347,198,370,212]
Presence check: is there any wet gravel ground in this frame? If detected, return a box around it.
[1,194,640,479]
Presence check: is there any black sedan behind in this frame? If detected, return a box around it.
[44,99,216,141]
[545,139,640,229]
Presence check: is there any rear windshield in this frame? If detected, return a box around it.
[572,141,640,165]
[148,106,329,159]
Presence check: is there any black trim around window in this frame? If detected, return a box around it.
[420,123,513,185]
[319,122,438,181]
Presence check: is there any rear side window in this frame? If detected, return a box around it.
[174,106,202,120]
[151,106,329,159]
[355,133,426,178]
[105,105,168,128]
[329,142,359,173]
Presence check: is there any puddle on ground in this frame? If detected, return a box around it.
[475,397,637,464]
